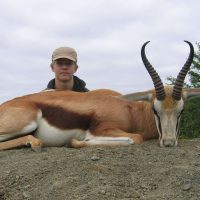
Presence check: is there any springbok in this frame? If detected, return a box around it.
[0,41,199,151]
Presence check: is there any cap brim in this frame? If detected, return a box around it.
[53,55,76,62]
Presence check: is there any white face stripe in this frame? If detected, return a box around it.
[153,97,184,147]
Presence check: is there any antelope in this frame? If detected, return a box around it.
[0,41,199,151]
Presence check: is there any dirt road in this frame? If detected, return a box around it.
[0,139,200,200]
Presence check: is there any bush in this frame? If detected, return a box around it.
[179,97,200,138]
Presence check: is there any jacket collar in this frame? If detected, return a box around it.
[47,76,87,92]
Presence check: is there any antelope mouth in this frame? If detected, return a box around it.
[160,138,178,147]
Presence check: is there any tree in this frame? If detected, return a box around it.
[188,42,200,87]
[167,42,200,87]
[167,42,200,138]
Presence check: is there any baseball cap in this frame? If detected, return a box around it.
[52,47,77,62]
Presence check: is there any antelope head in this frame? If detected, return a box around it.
[143,41,200,147]
[122,41,200,147]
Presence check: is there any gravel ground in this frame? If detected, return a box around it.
[0,138,200,200]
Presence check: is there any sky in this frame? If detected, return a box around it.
[0,0,199,103]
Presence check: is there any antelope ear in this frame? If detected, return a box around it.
[183,88,200,100]
[119,91,154,102]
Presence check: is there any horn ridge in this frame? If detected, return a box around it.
[141,41,165,100]
[172,41,194,100]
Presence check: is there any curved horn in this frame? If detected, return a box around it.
[141,41,165,100]
[172,41,194,100]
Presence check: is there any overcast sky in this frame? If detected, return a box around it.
[0,0,199,103]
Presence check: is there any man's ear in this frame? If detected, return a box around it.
[75,64,78,72]
[50,63,55,72]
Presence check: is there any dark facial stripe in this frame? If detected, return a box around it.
[176,115,182,137]
[176,116,180,132]
[176,109,184,134]
[37,103,92,130]
[176,119,180,135]
[157,115,162,136]
[152,107,162,135]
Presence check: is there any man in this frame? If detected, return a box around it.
[45,46,89,92]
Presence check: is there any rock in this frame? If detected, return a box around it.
[91,156,100,161]
[4,170,11,174]
[52,181,63,189]
[24,185,31,189]
[23,191,31,198]
[182,180,192,191]
[100,190,106,194]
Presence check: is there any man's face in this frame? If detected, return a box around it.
[51,58,78,82]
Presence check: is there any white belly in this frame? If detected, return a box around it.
[35,118,86,147]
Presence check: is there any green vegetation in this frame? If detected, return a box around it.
[167,42,200,138]
[180,96,200,138]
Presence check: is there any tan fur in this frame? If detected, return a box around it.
[0,102,38,134]
[2,85,199,150]
[162,86,178,109]
[0,89,158,150]
[0,135,43,151]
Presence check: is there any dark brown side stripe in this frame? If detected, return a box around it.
[37,103,92,130]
